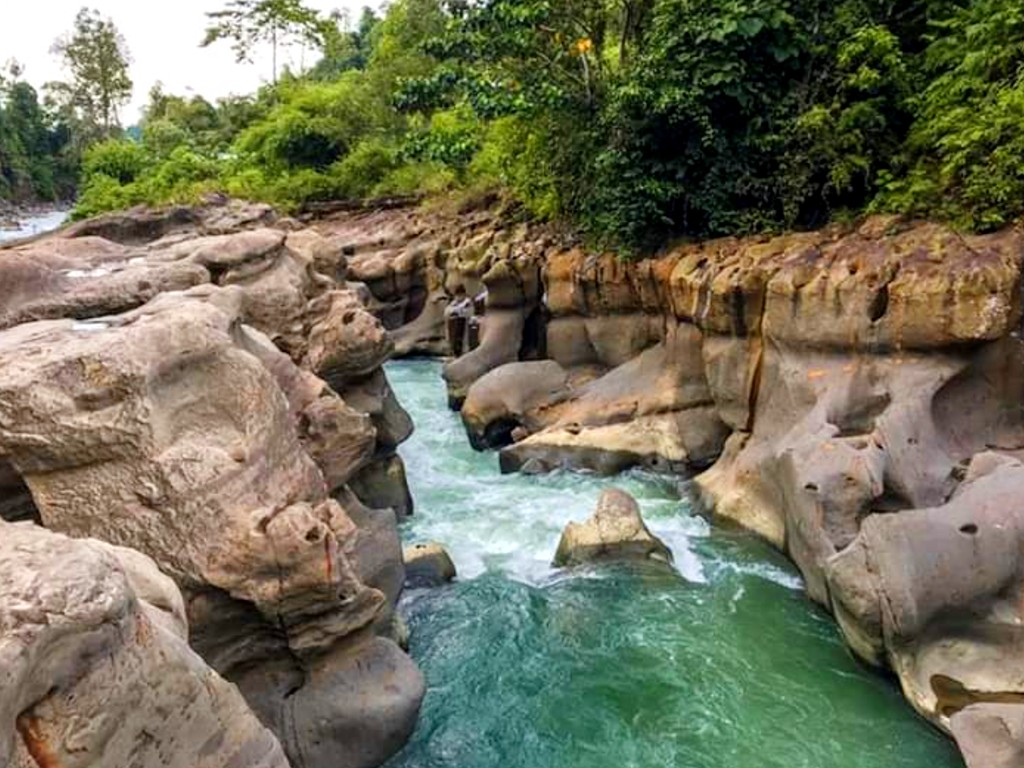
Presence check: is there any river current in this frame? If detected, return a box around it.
[0,209,68,245]
[384,359,961,768]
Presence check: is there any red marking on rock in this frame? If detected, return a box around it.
[16,712,62,768]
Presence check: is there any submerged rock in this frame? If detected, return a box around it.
[553,488,673,567]
[403,542,458,587]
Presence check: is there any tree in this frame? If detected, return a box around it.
[0,61,77,201]
[202,0,329,85]
[51,8,133,137]
[310,7,381,79]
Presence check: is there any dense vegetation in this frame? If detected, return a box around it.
[0,65,75,203]
[14,0,1024,251]
[0,8,132,207]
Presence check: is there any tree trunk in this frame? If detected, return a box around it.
[272,26,278,86]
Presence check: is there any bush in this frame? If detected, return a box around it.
[82,140,147,185]
[874,0,1024,231]
[233,75,399,172]
[73,173,146,219]
[468,116,569,220]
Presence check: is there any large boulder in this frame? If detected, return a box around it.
[403,542,457,587]
[287,636,425,768]
[460,360,571,450]
[0,522,289,768]
[553,488,673,567]
[350,454,415,520]
[497,325,730,475]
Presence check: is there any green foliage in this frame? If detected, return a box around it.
[469,116,574,219]
[73,171,146,218]
[0,64,78,202]
[81,139,146,183]
[404,107,482,172]
[202,0,330,83]
[578,0,920,248]
[75,140,221,219]
[876,0,1024,231]
[51,7,133,135]
[395,0,604,116]
[311,8,381,79]
[233,75,398,171]
[70,0,1024,253]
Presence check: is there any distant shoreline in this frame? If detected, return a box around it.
[0,200,72,231]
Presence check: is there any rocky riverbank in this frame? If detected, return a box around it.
[0,200,67,230]
[4,197,1022,768]
[320,202,1024,768]
[0,200,422,768]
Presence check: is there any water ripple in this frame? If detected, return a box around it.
[384,360,962,768]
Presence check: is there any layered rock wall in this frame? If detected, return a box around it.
[0,201,424,768]
[347,205,1024,768]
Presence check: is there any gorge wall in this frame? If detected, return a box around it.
[4,197,1024,768]
[0,201,423,768]
[328,203,1024,768]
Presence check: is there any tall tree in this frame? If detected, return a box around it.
[0,61,75,201]
[51,7,133,136]
[201,0,328,85]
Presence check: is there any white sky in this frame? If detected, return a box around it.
[1,0,378,122]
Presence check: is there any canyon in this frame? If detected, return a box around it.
[2,198,1023,768]
[335,202,1024,768]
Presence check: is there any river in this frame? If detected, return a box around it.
[0,208,68,245]
[384,358,962,768]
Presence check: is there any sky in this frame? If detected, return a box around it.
[1,0,378,123]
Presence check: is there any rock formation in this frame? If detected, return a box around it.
[333,203,1024,767]
[9,195,1024,767]
[553,488,673,567]
[403,542,458,587]
[0,199,424,768]
[0,521,289,768]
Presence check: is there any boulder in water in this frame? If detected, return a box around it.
[553,488,672,567]
[403,542,457,587]
[461,360,571,450]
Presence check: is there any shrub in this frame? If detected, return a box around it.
[81,139,147,185]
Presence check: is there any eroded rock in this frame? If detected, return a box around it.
[336,203,1024,766]
[403,542,457,587]
[553,488,672,567]
[0,200,423,768]
[0,522,289,768]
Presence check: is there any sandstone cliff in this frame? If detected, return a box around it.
[335,203,1024,768]
[0,200,423,768]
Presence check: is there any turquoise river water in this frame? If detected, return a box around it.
[385,359,961,768]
